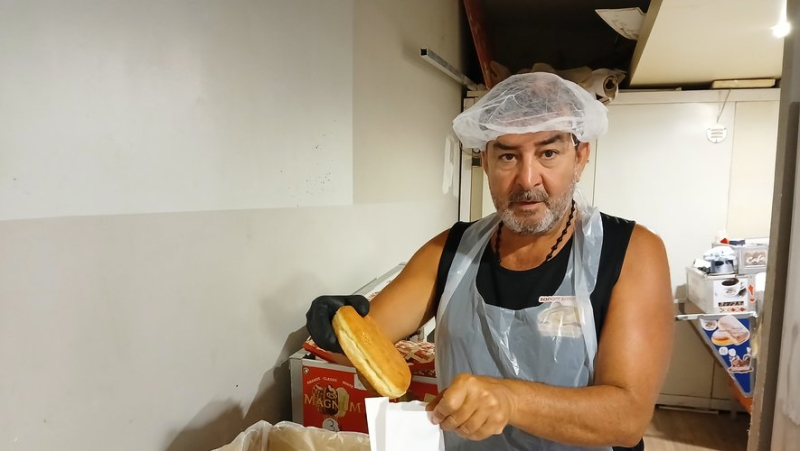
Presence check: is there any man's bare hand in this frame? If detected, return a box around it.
[427,374,517,441]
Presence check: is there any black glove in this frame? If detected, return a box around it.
[305,294,370,353]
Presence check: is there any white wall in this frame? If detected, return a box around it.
[0,0,354,220]
[596,100,737,298]
[592,91,779,287]
[0,1,462,450]
[727,101,780,238]
[353,1,462,204]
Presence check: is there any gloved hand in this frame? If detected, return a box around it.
[305,294,370,353]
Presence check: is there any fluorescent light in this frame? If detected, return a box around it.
[772,20,791,38]
[773,0,791,38]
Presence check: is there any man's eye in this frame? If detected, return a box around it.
[542,150,559,159]
[500,154,515,161]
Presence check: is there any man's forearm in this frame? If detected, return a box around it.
[502,379,651,448]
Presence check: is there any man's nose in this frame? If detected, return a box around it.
[516,157,543,190]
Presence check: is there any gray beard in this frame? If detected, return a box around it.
[494,184,575,236]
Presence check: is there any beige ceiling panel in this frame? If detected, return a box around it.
[630,0,784,87]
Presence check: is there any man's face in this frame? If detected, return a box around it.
[483,131,590,235]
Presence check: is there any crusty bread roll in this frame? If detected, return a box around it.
[332,306,411,398]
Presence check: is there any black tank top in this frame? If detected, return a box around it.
[433,213,643,451]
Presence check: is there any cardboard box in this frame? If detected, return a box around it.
[686,267,756,314]
[290,350,438,434]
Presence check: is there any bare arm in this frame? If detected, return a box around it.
[368,229,450,343]
[431,225,675,447]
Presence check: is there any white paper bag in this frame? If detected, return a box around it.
[366,398,444,451]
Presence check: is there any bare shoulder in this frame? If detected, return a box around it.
[624,225,668,268]
[617,223,671,296]
[628,224,666,255]
[426,228,452,252]
[406,228,451,269]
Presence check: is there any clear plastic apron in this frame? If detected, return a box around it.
[434,205,611,451]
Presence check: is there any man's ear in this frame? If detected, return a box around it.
[575,142,591,182]
[482,142,491,173]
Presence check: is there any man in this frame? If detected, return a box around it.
[306,73,674,450]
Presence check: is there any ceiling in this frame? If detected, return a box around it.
[472,0,650,80]
[629,0,784,87]
[464,0,784,89]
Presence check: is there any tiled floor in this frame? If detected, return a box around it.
[643,407,750,451]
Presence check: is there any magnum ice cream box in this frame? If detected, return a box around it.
[291,351,438,433]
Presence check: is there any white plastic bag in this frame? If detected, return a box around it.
[214,421,272,451]
[213,420,370,451]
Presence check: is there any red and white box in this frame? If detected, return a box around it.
[289,350,438,434]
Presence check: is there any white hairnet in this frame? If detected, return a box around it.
[453,72,609,150]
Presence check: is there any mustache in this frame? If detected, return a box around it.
[508,189,549,203]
